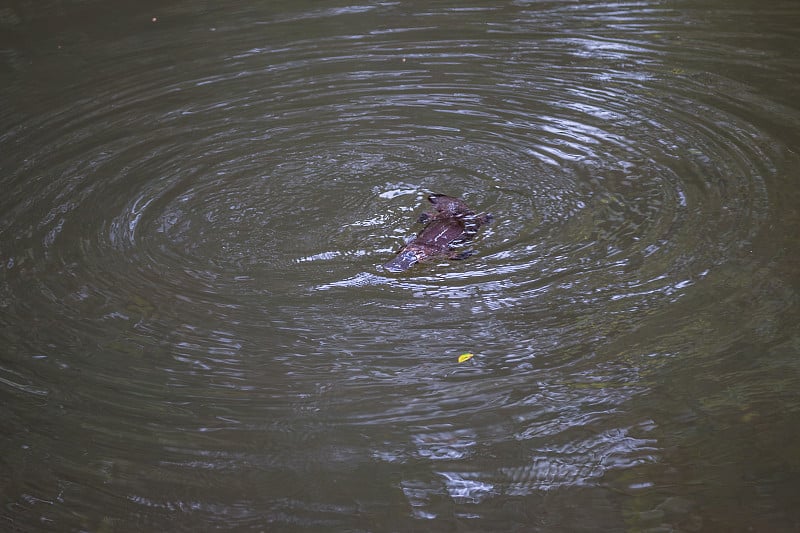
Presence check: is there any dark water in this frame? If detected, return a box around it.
[2,0,799,530]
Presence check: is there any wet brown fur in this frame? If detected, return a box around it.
[383,194,492,272]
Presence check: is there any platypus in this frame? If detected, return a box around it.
[383,194,492,272]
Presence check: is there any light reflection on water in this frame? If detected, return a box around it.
[1,0,800,530]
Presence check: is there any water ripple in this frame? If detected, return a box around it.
[1,0,798,529]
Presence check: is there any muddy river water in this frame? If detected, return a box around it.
[1,0,799,530]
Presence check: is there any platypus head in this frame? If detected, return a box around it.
[427,194,473,217]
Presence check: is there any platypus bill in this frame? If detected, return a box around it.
[383,194,492,273]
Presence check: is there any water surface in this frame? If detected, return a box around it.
[1,0,799,530]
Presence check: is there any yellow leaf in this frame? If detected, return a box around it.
[458,353,474,363]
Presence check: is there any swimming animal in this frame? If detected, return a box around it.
[383,194,492,272]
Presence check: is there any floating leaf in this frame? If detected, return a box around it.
[458,353,474,363]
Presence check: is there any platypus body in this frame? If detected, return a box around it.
[383,194,492,273]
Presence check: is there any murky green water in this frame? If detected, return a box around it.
[2,0,799,530]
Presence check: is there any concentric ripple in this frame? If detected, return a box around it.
[1,1,799,530]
